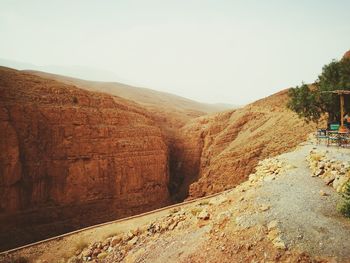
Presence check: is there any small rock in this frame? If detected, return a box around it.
[97,252,108,260]
[197,209,210,220]
[259,204,270,212]
[267,220,278,231]
[160,222,168,231]
[267,229,280,241]
[92,248,101,257]
[102,239,110,247]
[168,222,178,230]
[96,242,102,249]
[245,243,252,250]
[131,228,140,236]
[170,207,180,214]
[315,169,324,177]
[216,211,231,226]
[127,231,134,239]
[319,190,328,196]
[128,236,139,245]
[273,237,286,250]
[111,236,122,246]
[318,162,325,169]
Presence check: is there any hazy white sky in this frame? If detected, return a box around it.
[1,0,350,104]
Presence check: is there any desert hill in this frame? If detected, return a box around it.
[0,65,318,252]
[171,89,317,200]
[24,70,231,131]
[0,67,170,250]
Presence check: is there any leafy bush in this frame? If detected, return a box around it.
[337,180,350,218]
[288,57,350,123]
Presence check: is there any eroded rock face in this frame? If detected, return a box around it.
[175,90,317,199]
[0,67,170,250]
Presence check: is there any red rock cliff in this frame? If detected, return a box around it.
[0,67,170,250]
[173,90,316,199]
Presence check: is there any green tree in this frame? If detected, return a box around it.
[287,83,322,123]
[288,57,350,123]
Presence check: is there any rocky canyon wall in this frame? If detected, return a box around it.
[0,67,318,252]
[0,67,170,251]
[173,90,317,199]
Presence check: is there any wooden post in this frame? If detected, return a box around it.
[320,90,349,132]
[339,93,348,132]
[341,93,344,127]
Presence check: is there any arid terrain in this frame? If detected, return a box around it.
[0,67,171,250]
[0,65,317,252]
[2,139,350,263]
[25,71,316,201]
[1,0,349,261]
[171,89,317,200]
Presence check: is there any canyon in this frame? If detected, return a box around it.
[0,66,315,252]
[177,89,317,199]
[0,67,170,251]
[27,71,316,201]
[3,141,350,263]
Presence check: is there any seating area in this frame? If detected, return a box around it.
[316,125,350,147]
[315,90,350,147]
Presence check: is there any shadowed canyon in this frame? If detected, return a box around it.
[0,66,315,251]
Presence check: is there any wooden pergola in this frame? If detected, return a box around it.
[323,90,350,132]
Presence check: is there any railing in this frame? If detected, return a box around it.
[0,187,233,260]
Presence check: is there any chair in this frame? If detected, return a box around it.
[339,132,350,147]
[327,130,340,146]
[316,129,328,144]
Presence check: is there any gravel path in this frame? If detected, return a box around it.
[253,143,350,261]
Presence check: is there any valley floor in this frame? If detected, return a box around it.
[2,141,350,263]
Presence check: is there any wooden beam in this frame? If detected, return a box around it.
[340,94,344,127]
[321,90,350,95]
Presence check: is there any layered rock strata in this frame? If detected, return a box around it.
[174,90,316,199]
[0,67,170,251]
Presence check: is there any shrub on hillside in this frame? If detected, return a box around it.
[288,56,350,123]
[337,180,350,218]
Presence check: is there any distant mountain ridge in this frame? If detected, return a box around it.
[24,70,233,115]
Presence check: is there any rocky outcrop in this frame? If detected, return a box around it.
[174,90,317,199]
[307,149,350,192]
[343,50,350,60]
[0,67,170,251]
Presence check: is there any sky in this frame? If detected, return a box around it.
[0,0,350,105]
